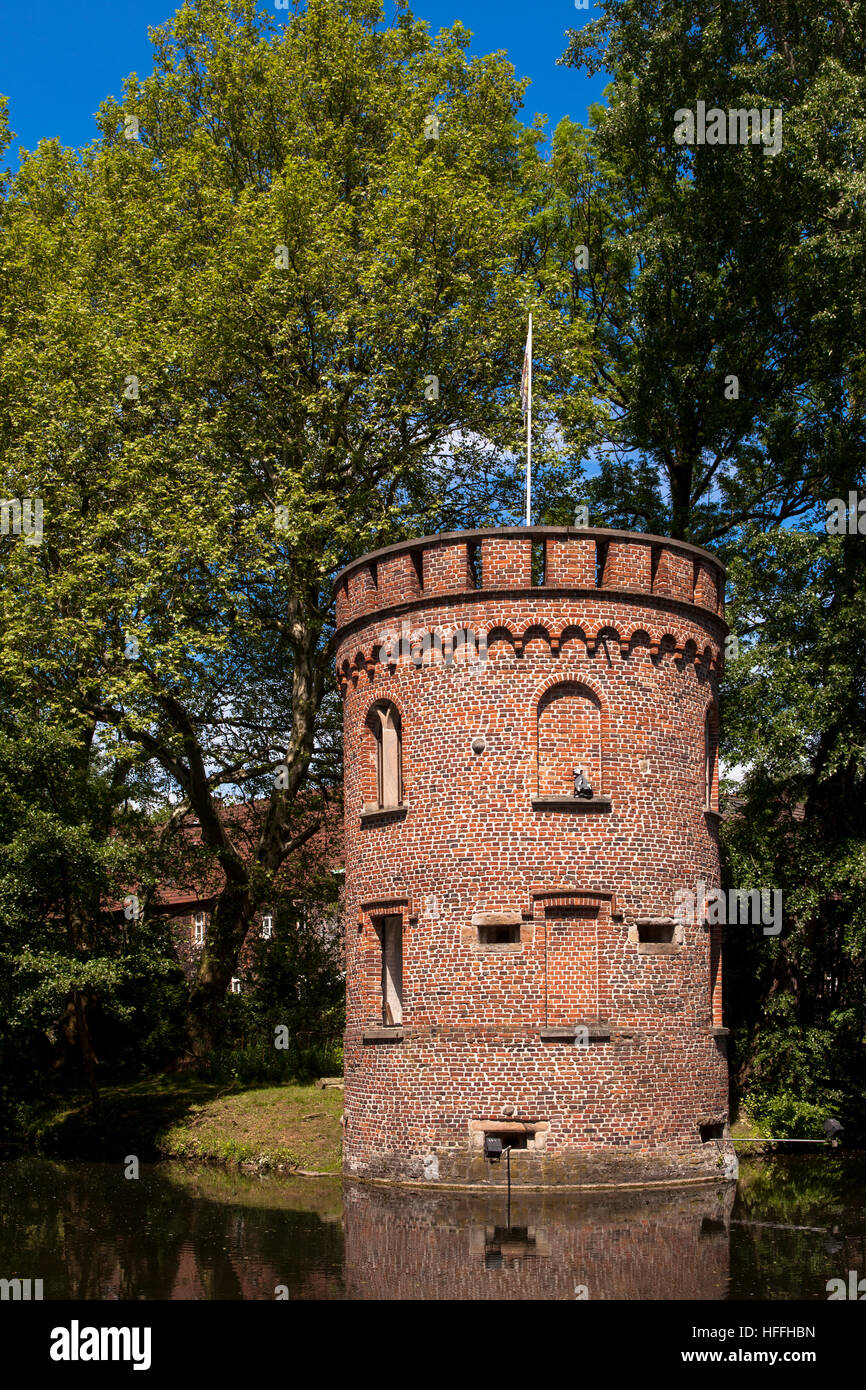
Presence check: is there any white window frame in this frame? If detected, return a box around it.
[230,976,241,995]
[261,914,274,939]
[193,912,206,945]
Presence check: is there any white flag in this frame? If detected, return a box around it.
[520,320,532,416]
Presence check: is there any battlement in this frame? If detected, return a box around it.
[334,527,725,631]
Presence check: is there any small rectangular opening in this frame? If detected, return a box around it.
[637,923,675,944]
[595,539,608,588]
[478,923,520,945]
[487,1129,528,1151]
[650,544,661,591]
[531,540,545,586]
[411,548,424,593]
[467,541,481,590]
[699,1123,725,1143]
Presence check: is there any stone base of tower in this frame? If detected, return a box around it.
[343,1027,736,1189]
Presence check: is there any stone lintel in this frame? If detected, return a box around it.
[471,909,523,926]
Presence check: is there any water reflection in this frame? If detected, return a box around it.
[0,1155,863,1299]
[342,1180,735,1299]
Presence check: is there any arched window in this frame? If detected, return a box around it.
[367,702,403,809]
[704,705,719,811]
[536,682,602,797]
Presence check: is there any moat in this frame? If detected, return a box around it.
[1,1154,864,1300]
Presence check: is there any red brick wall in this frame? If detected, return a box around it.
[335,528,730,1185]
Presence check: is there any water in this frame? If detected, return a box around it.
[1,1155,863,1300]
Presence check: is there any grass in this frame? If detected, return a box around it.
[24,1073,344,1174]
[159,1083,343,1172]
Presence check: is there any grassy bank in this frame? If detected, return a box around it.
[21,1075,344,1174]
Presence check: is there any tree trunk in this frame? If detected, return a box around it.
[182,617,326,1060]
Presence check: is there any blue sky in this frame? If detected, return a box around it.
[1,0,608,168]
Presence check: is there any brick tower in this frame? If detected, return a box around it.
[334,527,733,1187]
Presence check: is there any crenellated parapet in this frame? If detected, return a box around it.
[334,527,726,690]
[334,527,725,632]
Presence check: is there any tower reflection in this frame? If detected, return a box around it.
[342,1179,736,1299]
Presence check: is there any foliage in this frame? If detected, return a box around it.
[557,0,866,541]
[721,525,866,1140]
[0,0,598,1053]
[0,704,188,1126]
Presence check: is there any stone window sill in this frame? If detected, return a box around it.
[360,802,408,823]
[531,795,612,812]
[362,1026,404,1042]
[637,942,682,956]
[471,941,523,953]
[540,1024,611,1042]
[711,1026,730,1038]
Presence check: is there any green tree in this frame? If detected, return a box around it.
[0,699,187,1120]
[557,0,866,542]
[722,527,866,1139]
[0,0,595,1055]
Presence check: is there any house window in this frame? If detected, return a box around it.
[230,977,241,995]
[261,914,273,939]
[369,702,403,808]
[377,914,403,1025]
[193,913,206,945]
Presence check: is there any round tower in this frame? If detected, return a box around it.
[334,527,733,1187]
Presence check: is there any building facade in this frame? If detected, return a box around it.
[335,527,734,1187]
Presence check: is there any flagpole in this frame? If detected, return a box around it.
[525,313,532,526]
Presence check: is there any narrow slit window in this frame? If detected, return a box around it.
[261,914,273,939]
[531,540,545,587]
[411,548,424,593]
[193,912,206,945]
[467,541,481,590]
[373,704,403,808]
[595,540,608,588]
[378,914,403,1026]
[705,706,719,810]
